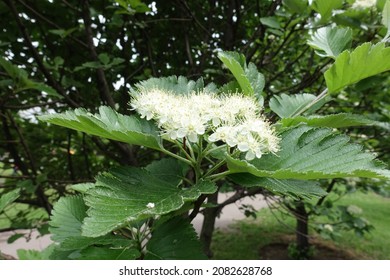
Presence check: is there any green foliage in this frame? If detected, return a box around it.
[226,125,390,180]
[0,57,60,97]
[308,26,352,58]
[325,43,390,93]
[382,0,390,41]
[283,0,308,14]
[0,188,20,213]
[39,106,162,150]
[311,0,343,21]
[145,217,207,260]
[218,51,265,104]
[82,165,216,237]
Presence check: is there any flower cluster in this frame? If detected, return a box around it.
[130,89,279,160]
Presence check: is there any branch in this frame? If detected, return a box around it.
[16,0,88,49]
[81,0,116,108]
[4,0,78,108]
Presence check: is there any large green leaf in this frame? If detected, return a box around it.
[39,106,162,150]
[229,174,326,199]
[280,113,389,129]
[325,42,390,93]
[82,166,217,237]
[311,0,343,21]
[49,195,87,242]
[218,51,265,103]
[145,217,207,260]
[269,93,318,118]
[0,188,20,213]
[226,125,390,180]
[307,26,352,58]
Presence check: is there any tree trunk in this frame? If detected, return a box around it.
[199,193,219,258]
[295,201,310,258]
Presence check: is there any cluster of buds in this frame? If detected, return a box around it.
[130,89,279,160]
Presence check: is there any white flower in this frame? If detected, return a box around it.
[146,202,155,209]
[352,0,376,9]
[324,224,334,232]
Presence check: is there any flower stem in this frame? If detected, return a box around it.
[161,147,194,166]
[206,170,232,182]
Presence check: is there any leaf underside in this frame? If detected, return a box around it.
[229,174,326,199]
[307,26,352,58]
[269,93,317,118]
[280,113,388,129]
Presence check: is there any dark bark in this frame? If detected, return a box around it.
[199,192,219,258]
[295,201,310,257]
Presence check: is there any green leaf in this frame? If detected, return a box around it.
[308,26,352,58]
[311,0,343,21]
[17,245,56,260]
[71,183,95,194]
[382,0,390,41]
[145,158,189,186]
[283,0,308,13]
[218,51,265,102]
[260,17,281,29]
[0,57,60,97]
[269,93,318,118]
[49,195,87,242]
[0,188,20,213]
[78,246,140,260]
[82,166,217,237]
[325,42,390,93]
[7,233,25,244]
[229,174,326,199]
[39,106,162,150]
[226,125,390,180]
[280,113,388,129]
[145,217,207,260]
[133,76,217,96]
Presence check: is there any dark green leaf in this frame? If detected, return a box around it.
[145,217,207,260]
[311,0,343,21]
